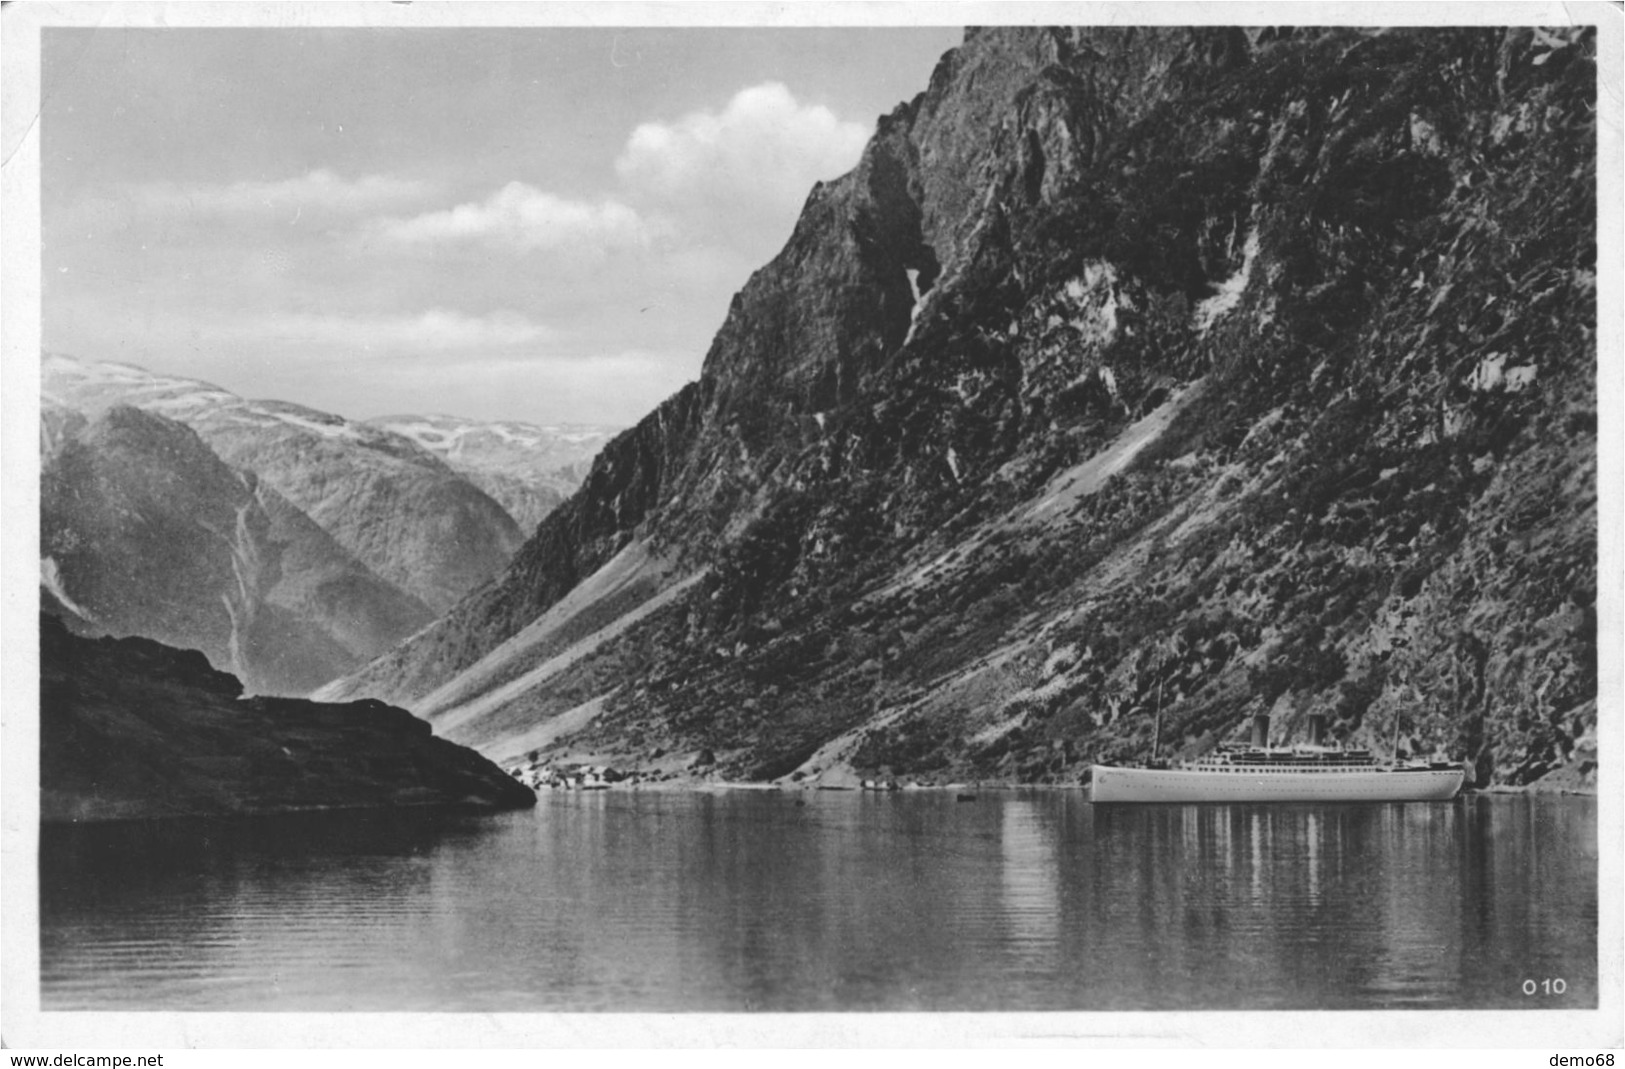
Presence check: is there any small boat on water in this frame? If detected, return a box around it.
[1089,712,1465,804]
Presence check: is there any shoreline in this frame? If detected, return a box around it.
[37,779,1596,829]
[506,748,1597,799]
[526,778,1595,798]
[38,795,537,828]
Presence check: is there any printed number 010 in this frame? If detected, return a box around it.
[1522,978,1567,995]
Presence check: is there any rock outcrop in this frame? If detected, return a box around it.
[328,27,1596,790]
[39,613,535,823]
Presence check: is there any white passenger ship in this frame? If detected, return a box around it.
[1089,713,1466,803]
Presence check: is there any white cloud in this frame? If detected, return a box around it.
[124,169,436,217]
[615,82,870,224]
[52,85,875,426]
[304,348,697,426]
[73,307,560,356]
[360,84,869,266]
[373,182,650,252]
[47,301,681,426]
[252,308,556,352]
[407,348,698,426]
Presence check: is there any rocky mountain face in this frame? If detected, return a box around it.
[326,27,1596,790]
[41,403,435,695]
[365,414,617,533]
[43,355,524,615]
[39,613,535,823]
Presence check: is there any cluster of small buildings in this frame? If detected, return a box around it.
[509,762,626,791]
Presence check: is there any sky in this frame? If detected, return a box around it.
[41,25,965,427]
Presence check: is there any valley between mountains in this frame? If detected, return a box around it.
[42,353,616,696]
[45,26,1598,797]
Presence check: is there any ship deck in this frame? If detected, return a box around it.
[1089,764,1465,804]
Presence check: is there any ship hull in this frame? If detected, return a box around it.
[1089,764,1465,803]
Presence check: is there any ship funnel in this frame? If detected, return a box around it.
[1307,713,1327,746]
[1250,713,1270,748]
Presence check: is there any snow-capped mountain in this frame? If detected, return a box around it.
[366,414,618,532]
[41,402,435,695]
[44,353,524,615]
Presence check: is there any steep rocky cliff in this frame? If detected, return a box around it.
[328,27,1596,790]
[41,404,435,695]
[44,355,524,614]
[39,613,535,823]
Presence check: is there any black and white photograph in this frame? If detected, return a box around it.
[2,0,1619,1051]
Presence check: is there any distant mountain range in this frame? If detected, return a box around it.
[365,414,617,532]
[41,353,616,695]
[322,27,1597,790]
[41,400,433,695]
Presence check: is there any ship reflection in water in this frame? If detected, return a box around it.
[40,792,1595,1011]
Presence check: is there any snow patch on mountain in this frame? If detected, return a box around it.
[365,413,620,530]
[1193,229,1259,334]
[40,557,93,621]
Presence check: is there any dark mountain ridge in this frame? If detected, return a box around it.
[326,26,1596,791]
[40,613,535,823]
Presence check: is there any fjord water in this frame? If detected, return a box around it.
[40,792,1595,1011]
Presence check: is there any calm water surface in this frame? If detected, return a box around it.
[40,791,1596,1011]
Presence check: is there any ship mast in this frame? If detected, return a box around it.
[1151,676,1163,761]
